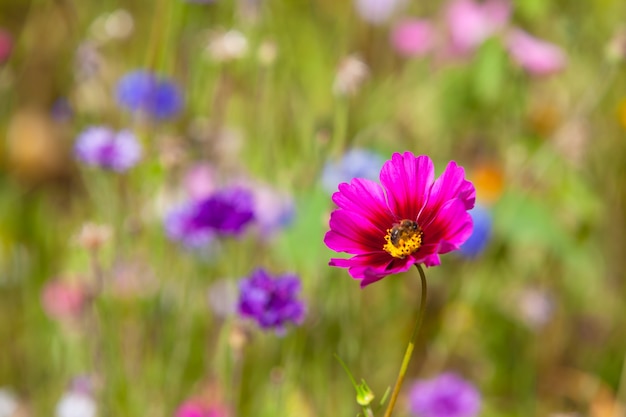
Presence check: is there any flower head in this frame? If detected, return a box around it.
[324,152,475,287]
[390,19,436,58]
[445,0,511,56]
[41,279,87,321]
[506,29,567,76]
[238,269,305,335]
[74,126,141,172]
[116,70,183,120]
[165,187,255,248]
[353,0,407,25]
[408,373,481,417]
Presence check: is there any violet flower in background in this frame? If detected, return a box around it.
[165,187,255,248]
[459,204,492,258]
[321,148,384,194]
[238,269,305,335]
[391,19,435,58]
[506,29,567,76]
[445,0,511,56]
[116,70,183,120]
[408,373,481,417]
[55,378,97,417]
[75,126,141,172]
[184,164,217,200]
[246,183,295,238]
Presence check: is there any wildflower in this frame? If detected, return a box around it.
[75,222,113,251]
[324,152,475,287]
[238,269,305,334]
[390,19,435,58]
[333,55,369,97]
[459,205,492,258]
[75,126,141,172]
[353,0,407,25]
[515,287,554,330]
[41,279,87,322]
[165,187,255,248]
[55,382,96,417]
[321,148,384,194]
[445,0,511,56]
[506,29,567,76]
[116,70,183,120]
[205,30,248,62]
[175,399,228,417]
[0,388,18,417]
[408,373,481,417]
[0,29,13,65]
[245,182,295,238]
[184,164,217,200]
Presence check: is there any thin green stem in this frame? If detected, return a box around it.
[383,264,428,417]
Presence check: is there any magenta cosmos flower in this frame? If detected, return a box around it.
[324,152,475,287]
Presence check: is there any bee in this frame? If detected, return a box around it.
[389,219,420,247]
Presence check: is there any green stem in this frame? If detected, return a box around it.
[383,264,428,417]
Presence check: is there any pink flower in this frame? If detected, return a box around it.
[175,400,228,417]
[324,152,475,287]
[506,29,567,76]
[390,19,435,57]
[446,0,511,56]
[41,280,87,321]
[184,164,217,200]
[0,29,12,65]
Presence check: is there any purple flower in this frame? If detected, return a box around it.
[390,19,435,58]
[506,29,567,76]
[116,70,183,120]
[164,187,255,247]
[74,126,141,172]
[238,269,305,334]
[324,152,475,287]
[409,373,481,417]
[321,149,385,194]
[459,204,492,258]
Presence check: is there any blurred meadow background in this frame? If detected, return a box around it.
[2,0,626,416]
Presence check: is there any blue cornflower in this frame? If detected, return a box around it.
[459,204,492,258]
[238,269,305,335]
[321,148,385,193]
[409,373,481,417]
[116,70,183,120]
[164,187,255,248]
[74,126,141,172]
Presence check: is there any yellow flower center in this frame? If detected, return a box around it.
[383,219,423,259]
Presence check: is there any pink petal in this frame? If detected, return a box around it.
[446,0,511,55]
[419,160,475,226]
[423,198,474,252]
[330,252,414,286]
[380,153,435,221]
[324,210,386,254]
[506,29,567,76]
[332,178,395,232]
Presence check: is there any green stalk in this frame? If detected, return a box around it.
[383,264,428,417]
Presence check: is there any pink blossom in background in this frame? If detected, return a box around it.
[42,280,87,321]
[0,29,12,64]
[354,0,407,25]
[445,0,511,56]
[175,400,228,417]
[184,163,217,200]
[390,19,435,57]
[506,29,567,76]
